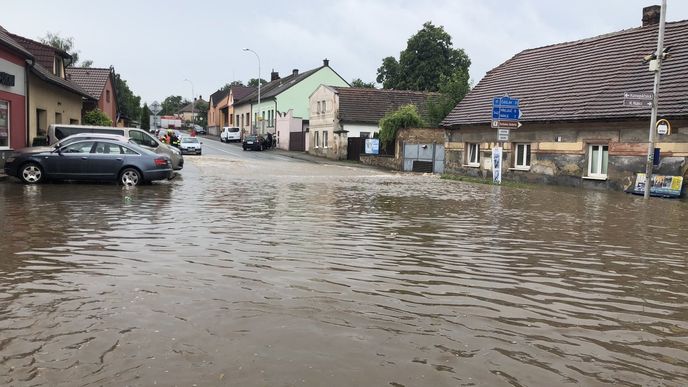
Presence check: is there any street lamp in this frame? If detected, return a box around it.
[242,48,261,135]
[184,78,195,129]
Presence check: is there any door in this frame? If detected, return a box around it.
[86,141,125,179]
[403,143,445,173]
[55,141,95,178]
[347,137,365,161]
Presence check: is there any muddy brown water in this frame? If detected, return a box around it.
[1,155,687,386]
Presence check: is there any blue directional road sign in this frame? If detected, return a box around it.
[492,96,521,120]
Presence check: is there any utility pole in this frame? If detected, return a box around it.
[644,0,667,199]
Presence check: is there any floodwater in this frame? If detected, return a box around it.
[1,153,687,386]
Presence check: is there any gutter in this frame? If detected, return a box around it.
[25,57,34,147]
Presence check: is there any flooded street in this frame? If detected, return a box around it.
[1,140,687,386]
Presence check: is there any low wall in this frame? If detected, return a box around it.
[360,155,400,171]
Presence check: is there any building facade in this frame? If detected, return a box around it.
[0,28,30,153]
[66,67,118,122]
[441,6,688,192]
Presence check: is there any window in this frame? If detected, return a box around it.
[467,143,480,166]
[55,112,62,124]
[515,143,531,169]
[317,101,321,114]
[588,144,609,178]
[323,130,329,148]
[63,141,95,154]
[106,90,111,103]
[321,100,326,113]
[70,119,79,124]
[0,100,9,148]
[314,131,320,147]
[94,142,126,154]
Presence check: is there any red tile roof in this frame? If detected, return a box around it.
[65,67,112,100]
[442,20,688,127]
[0,25,33,59]
[332,87,439,124]
[7,32,71,71]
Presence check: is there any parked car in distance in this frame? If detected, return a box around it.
[193,124,206,134]
[220,127,241,142]
[4,139,173,186]
[179,136,202,155]
[242,135,267,151]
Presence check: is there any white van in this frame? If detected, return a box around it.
[220,127,241,142]
[47,124,184,170]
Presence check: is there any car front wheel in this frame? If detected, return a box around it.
[119,168,142,186]
[20,162,44,184]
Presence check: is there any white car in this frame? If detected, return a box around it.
[179,136,202,155]
[220,127,241,142]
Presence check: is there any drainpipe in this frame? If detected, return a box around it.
[25,58,35,147]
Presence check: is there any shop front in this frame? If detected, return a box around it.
[0,38,29,163]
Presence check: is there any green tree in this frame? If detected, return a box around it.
[351,78,376,88]
[378,104,424,147]
[160,95,184,116]
[140,103,150,130]
[114,73,142,122]
[376,22,471,92]
[39,32,92,67]
[248,78,268,87]
[83,108,113,126]
[426,69,471,126]
[193,99,209,127]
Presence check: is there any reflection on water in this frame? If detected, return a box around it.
[1,160,687,386]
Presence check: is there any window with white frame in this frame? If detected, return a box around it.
[322,100,326,113]
[515,143,531,169]
[467,143,480,166]
[316,101,321,114]
[323,130,329,148]
[0,100,9,148]
[314,130,320,148]
[587,144,609,178]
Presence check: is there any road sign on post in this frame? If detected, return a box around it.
[150,101,162,115]
[623,91,653,108]
[492,96,521,130]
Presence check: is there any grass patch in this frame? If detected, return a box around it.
[440,173,534,189]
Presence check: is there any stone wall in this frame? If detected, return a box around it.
[360,155,401,171]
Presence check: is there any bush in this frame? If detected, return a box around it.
[378,104,424,146]
[83,108,113,126]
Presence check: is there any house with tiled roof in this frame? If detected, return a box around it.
[176,96,206,125]
[0,26,32,154]
[66,67,118,123]
[207,86,253,136]
[441,5,688,192]
[4,29,91,146]
[308,86,438,160]
[233,59,349,144]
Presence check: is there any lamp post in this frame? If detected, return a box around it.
[242,48,261,135]
[184,78,195,129]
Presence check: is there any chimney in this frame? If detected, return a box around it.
[270,70,280,81]
[642,5,661,27]
[323,58,329,67]
[292,69,299,76]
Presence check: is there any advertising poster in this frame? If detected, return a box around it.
[365,138,380,155]
[632,173,683,198]
[0,101,8,140]
[492,147,502,184]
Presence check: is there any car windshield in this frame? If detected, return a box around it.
[246,136,257,141]
[182,138,199,143]
[229,128,240,133]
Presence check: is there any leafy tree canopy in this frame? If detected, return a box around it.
[426,69,472,126]
[351,78,376,88]
[378,104,424,146]
[39,32,92,67]
[248,78,268,87]
[83,108,113,126]
[376,22,470,93]
[160,95,184,116]
[140,103,150,130]
[115,73,142,121]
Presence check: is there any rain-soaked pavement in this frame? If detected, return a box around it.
[1,138,687,386]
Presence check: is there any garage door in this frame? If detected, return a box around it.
[403,143,444,174]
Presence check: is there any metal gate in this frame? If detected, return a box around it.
[289,132,306,151]
[347,137,365,161]
[403,143,444,173]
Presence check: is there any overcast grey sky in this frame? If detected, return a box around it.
[3,1,687,105]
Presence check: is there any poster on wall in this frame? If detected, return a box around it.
[0,101,8,139]
[365,138,380,155]
[492,147,502,184]
[630,173,683,198]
